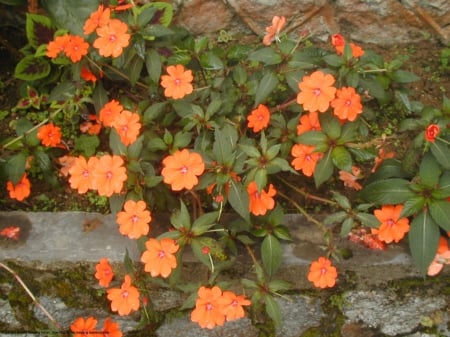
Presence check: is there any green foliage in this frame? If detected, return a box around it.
[1,1,449,332]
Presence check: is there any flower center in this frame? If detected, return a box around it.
[106,171,113,179]
[131,215,139,224]
[205,303,213,311]
[386,219,395,227]
[180,166,188,174]
[175,78,181,86]
[109,34,117,42]
[158,250,165,259]
[82,170,89,178]
[320,267,327,275]
[345,99,351,106]
[305,154,312,161]
[122,290,129,298]
[231,300,238,307]
[313,88,321,96]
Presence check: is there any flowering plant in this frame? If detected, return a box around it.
[1,1,449,333]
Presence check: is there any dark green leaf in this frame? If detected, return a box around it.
[145,49,162,84]
[248,47,282,65]
[429,200,450,231]
[228,180,250,223]
[261,234,282,278]
[264,295,282,328]
[314,148,334,188]
[359,178,415,204]
[430,139,450,169]
[171,200,191,230]
[25,13,55,48]
[255,71,279,106]
[419,153,441,187]
[191,212,219,235]
[14,56,50,81]
[355,213,380,228]
[6,153,27,184]
[400,196,425,218]
[331,146,352,171]
[74,135,100,157]
[34,149,51,172]
[200,51,224,70]
[391,70,420,83]
[408,210,440,275]
[213,125,238,164]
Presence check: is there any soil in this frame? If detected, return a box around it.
[0,7,449,213]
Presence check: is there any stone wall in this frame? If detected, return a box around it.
[171,0,450,45]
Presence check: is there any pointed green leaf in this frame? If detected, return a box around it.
[109,128,127,156]
[213,125,238,164]
[391,70,420,83]
[200,51,224,70]
[319,112,341,139]
[255,71,279,106]
[430,139,450,169]
[359,178,415,204]
[261,234,282,278]
[355,212,380,228]
[419,152,441,187]
[296,130,328,147]
[170,200,191,230]
[248,47,282,65]
[408,210,440,275]
[264,295,282,328]
[331,146,352,171]
[145,49,162,84]
[314,148,333,188]
[429,200,450,231]
[191,212,219,236]
[6,153,27,184]
[228,180,250,223]
[400,196,426,218]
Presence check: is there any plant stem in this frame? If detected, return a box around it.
[277,177,336,206]
[0,262,61,330]
[277,190,328,234]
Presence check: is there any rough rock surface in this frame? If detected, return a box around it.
[172,0,450,45]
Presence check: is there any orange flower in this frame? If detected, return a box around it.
[373,205,410,243]
[81,67,98,82]
[160,64,194,99]
[64,35,89,62]
[102,317,123,337]
[70,316,98,337]
[84,4,111,35]
[46,34,71,59]
[218,291,251,321]
[141,238,179,278]
[58,155,76,177]
[68,156,99,194]
[247,181,277,216]
[0,226,21,240]
[112,110,141,146]
[307,257,338,288]
[95,258,114,287]
[331,34,364,58]
[296,112,321,135]
[93,19,130,57]
[371,148,395,173]
[297,71,337,113]
[331,87,363,121]
[92,155,127,197]
[263,16,286,46]
[425,124,440,142]
[161,149,205,191]
[107,274,140,316]
[116,200,151,239]
[37,123,62,147]
[247,104,270,132]
[99,99,123,127]
[428,237,450,276]
[6,174,31,201]
[191,286,226,329]
[291,144,323,177]
[338,166,362,190]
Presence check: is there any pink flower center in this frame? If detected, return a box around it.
[320,267,327,275]
[158,250,165,259]
[82,170,89,178]
[386,219,395,227]
[175,78,181,85]
[131,215,139,224]
[205,303,213,311]
[180,166,188,174]
[313,88,321,96]
[122,290,129,298]
[106,171,113,179]
[231,300,238,307]
[109,34,117,42]
[345,99,351,106]
[305,154,312,161]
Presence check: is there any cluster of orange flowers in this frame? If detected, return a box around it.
[70,316,122,337]
[190,286,251,329]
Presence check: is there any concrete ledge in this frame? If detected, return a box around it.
[1,212,449,337]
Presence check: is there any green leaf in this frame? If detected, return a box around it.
[213,124,238,164]
[331,146,352,171]
[391,70,420,83]
[359,178,415,204]
[109,128,127,156]
[173,131,193,149]
[323,211,348,226]
[340,217,354,237]
[171,200,191,230]
[400,196,426,218]
[255,71,279,106]
[419,153,441,187]
[14,56,50,81]
[355,213,380,228]
[429,200,450,231]
[228,180,250,223]
[359,77,387,103]
[74,135,100,157]
[48,81,76,101]
[150,2,173,26]
[296,130,328,147]
[25,13,55,48]
[262,235,282,277]
[191,212,219,236]
[319,112,341,139]
[430,139,450,169]
[248,47,282,65]
[6,153,27,184]
[200,51,224,70]
[41,0,97,36]
[408,210,440,275]
[438,172,450,198]
[145,49,162,84]
[332,191,351,210]
[126,54,144,86]
[324,54,343,67]
[264,295,282,328]
[34,149,51,172]
[314,148,334,188]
